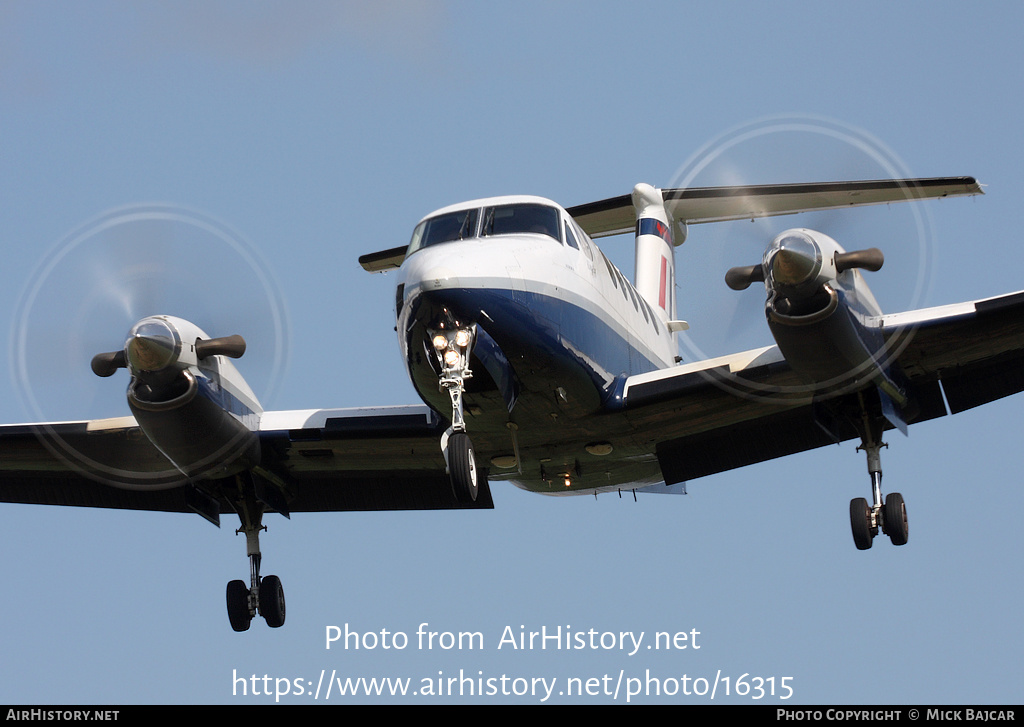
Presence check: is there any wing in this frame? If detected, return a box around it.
[0,405,491,515]
[358,177,983,271]
[623,289,1024,484]
[0,417,197,510]
[568,176,983,238]
[256,406,492,512]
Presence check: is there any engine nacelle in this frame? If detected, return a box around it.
[128,372,260,481]
[728,229,889,393]
[768,230,888,391]
[95,315,262,481]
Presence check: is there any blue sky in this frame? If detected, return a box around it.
[1,1,1022,704]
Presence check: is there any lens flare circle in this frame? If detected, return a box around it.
[9,203,291,488]
[666,114,936,403]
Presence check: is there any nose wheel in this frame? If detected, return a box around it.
[444,430,479,502]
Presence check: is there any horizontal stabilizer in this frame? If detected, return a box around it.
[359,245,408,273]
[568,176,982,238]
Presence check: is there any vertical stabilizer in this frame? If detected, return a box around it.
[632,183,680,324]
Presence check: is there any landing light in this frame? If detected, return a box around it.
[429,325,474,373]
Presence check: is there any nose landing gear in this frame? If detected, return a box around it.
[430,320,478,503]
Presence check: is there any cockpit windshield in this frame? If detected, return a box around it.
[407,208,479,255]
[407,201,563,256]
[482,203,560,242]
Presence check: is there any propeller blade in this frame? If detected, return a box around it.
[195,334,246,360]
[835,247,884,273]
[91,350,127,378]
[725,264,765,291]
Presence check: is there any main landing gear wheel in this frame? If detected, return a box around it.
[225,575,286,630]
[447,431,478,503]
[849,497,875,551]
[226,579,252,632]
[259,574,286,628]
[883,492,909,546]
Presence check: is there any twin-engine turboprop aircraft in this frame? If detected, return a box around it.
[3,175,1021,631]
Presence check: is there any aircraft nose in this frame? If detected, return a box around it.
[419,266,461,291]
[401,246,467,296]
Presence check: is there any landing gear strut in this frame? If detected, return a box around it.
[850,408,908,550]
[226,487,285,631]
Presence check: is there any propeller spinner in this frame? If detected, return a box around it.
[725,229,885,292]
[91,316,246,379]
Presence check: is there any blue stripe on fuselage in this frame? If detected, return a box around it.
[405,285,665,409]
[194,371,261,430]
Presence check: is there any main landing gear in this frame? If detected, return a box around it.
[849,411,908,550]
[430,320,478,503]
[226,489,285,631]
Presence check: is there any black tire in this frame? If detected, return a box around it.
[884,492,909,546]
[448,432,478,503]
[259,575,286,628]
[226,579,252,632]
[850,497,874,550]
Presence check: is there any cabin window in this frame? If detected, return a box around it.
[481,203,560,242]
[600,251,618,288]
[573,220,595,261]
[564,221,580,250]
[615,268,629,301]
[408,208,479,254]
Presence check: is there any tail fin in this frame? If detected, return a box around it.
[632,183,683,325]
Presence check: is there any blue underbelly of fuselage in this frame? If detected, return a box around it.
[401,284,664,422]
